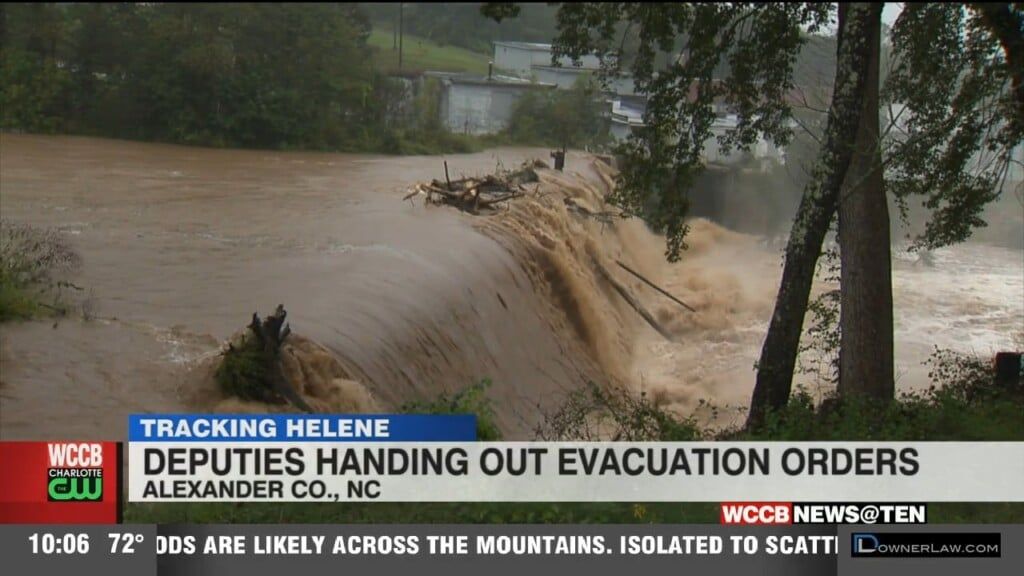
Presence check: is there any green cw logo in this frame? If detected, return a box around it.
[47,475,103,501]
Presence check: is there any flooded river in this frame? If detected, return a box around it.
[1,134,1020,439]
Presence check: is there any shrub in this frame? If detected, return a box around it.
[534,381,705,441]
[0,220,82,321]
[0,278,40,321]
[214,332,273,401]
[0,220,82,287]
[401,379,502,441]
[504,78,610,150]
[745,348,1024,441]
[535,348,1022,443]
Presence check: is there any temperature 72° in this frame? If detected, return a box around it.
[108,532,145,554]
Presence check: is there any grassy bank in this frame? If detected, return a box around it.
[368,28,491,75]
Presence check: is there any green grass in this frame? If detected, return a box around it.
[0,278,41,321]
[368,28,491,75]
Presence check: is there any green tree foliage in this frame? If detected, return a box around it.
[364,2,560,55]
[0,3,71,132]
[0,3,394,150]
[884,3,1023,249]
[490,3,1020,426]
[0,46,71,132]
[548,3,833,260]
[504,78,609,149]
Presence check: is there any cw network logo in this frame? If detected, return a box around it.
[852,532,1001,558]
[47,443,104,502]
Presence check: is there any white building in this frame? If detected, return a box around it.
[430,72,556,135]
[493,41,602,77]
[608,98,645,142]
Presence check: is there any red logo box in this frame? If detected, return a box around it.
[0,441,122,524]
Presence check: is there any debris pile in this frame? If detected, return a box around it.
[403,160,546,214]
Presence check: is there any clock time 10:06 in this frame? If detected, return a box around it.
[28,532,90,555]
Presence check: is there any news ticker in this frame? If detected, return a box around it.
[0,524,1018,575]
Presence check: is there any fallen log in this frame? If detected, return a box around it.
[615,260,696,313]
[563,197,621,224]
[593,259,673,340]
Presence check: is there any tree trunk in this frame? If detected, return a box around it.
[838,8,893,401]
[747,3,880,429]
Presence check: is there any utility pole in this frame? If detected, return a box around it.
[393,4,398,50]
[398,3,404,70]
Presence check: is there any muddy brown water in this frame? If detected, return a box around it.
[1,134,1021,440]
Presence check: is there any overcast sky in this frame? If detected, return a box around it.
[882,3,903,28]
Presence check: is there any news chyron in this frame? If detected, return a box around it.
[720,502,927,525]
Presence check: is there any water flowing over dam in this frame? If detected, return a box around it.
[1,134,1020,439]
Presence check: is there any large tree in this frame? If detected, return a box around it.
[1,3,381,148]
[749,2,883,425]
[836,4,892,401]
[485,2,1021,426]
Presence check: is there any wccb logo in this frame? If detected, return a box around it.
[47,443,104,502]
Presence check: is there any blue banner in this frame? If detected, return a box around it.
[128,414,477,442]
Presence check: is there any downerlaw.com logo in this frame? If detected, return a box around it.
[46,443,104,502]
[852,532,1001,558]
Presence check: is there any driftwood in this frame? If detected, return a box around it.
[404,161,542,214]
[563,197,621,225]
[615,260,696,313]
[246,305,313,412]
[593,259,673,341]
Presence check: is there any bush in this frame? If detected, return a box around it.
[0,220,81,321]
[534,347,1022,443]
[504,78,610,150]
[401,379,502,441]
[744,349,1023,441]
[214,332,272,401]
[534,381,705,441]
[0,278,41,321]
